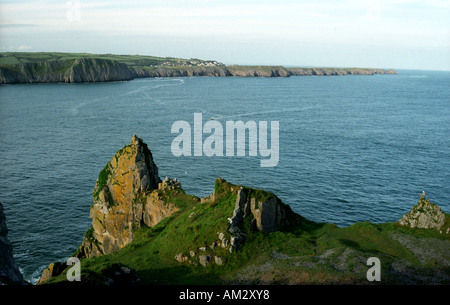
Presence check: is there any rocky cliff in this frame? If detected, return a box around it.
[287,67,397,76]
[0,53,397,84]
[133,66,231,78]
[0,58,136,84]
[75,135,298,261]
[37,136,300,284]
[0,202,24,285]
[172,178,299,267]
[228,185,294,234]
[75,135,186,258]
[36,136,448,285]
[227,65,291,77]
[398,192,448,232]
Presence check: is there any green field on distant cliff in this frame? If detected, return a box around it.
[0,52,217,67]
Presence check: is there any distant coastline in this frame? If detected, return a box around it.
[0,52,396,84]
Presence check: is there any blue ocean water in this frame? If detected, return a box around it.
[0,70,449,283]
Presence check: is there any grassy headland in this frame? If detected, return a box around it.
[42,179,449,285]
[33,136,448,285]
[0,52,396,84]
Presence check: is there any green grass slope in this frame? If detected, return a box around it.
[43,178,449,285]
[0,52,221,68]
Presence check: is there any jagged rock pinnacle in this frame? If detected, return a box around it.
[76,135,177,258]
[398,193,446,230]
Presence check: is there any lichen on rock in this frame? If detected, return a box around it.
[76,135,179,258]
[398,192,446,231]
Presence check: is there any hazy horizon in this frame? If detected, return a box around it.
[1,0,449,71]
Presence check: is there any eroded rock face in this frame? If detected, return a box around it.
[230,187,290,234]
[0,58,137,84]
[398,193,446,230]
[36,262,65,285]
[250,196,288,233]
[77,135,180,258]
[227,66,290,77]
[174,179,297,267]
[143,189,179,227]
[223,181,295,254]
[0,202,24,284]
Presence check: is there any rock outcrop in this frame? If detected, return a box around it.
[37,262,139,285]
[76,135,179,258]
[398,193,447,231]
[0,202,24,285]
[35,262,65,285]
[173,178,298,268]
[225,183,294,253]
[229,185,292,234]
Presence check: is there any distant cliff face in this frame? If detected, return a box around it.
[133,66,231,78]
[0,54,397,84]
[287,67,397,76]
[227,66,291,77]
[0,58,136,84]
[133,65,396,79]
[68,58,136,82]
[0,202,24,284]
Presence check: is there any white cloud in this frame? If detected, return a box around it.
[0,45,32,51]
[17,45,32,50]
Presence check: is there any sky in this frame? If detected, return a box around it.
[0,0,449,70]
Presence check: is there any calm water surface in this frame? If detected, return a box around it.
[0,70,449,283]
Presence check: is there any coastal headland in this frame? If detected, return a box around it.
[28,135,448,286]
[0,52,396,84]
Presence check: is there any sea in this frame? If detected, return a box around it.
[0,70,449,283]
